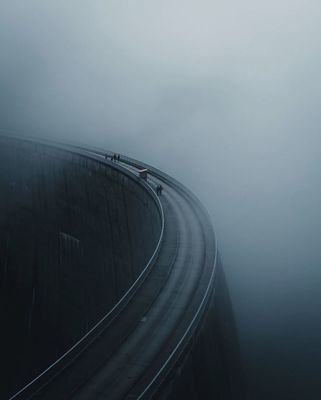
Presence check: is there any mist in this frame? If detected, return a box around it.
[1,1,321,398]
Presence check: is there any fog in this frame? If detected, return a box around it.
[1,1,321,398]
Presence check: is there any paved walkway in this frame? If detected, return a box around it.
[9,145,217,400]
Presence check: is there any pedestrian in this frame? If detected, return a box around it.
[117,154,120,161]
[159,184,163,195]
[156,185,159,195]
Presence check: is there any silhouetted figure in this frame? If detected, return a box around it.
[117,154,120,161]
[156,184,163,196]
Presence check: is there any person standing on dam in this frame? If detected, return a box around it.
[156,184,163,195]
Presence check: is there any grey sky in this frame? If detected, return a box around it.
[1,1,321,398]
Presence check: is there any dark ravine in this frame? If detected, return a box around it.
[0,136,243,400]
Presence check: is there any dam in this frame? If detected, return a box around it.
[0,136,243,399]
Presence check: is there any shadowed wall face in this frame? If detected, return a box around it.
[0,140,161,399]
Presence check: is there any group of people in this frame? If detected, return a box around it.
[105,153,120,162]
[156,184,163,195]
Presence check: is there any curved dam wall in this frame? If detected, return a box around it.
[0,139,161,399]
[156,256,245,400]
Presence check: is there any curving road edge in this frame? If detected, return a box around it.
[4,137,218,400]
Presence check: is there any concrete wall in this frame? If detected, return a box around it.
[156,256,245,400]
[0,139,161,399]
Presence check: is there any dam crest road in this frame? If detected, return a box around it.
[5,138,218,400]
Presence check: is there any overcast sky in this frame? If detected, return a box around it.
[1,1,321,398]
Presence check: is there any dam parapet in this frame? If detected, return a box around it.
[0,136,243,400]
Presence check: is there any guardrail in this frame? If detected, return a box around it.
[1,137,165,400]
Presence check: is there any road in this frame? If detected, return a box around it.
[8,143,217,400]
